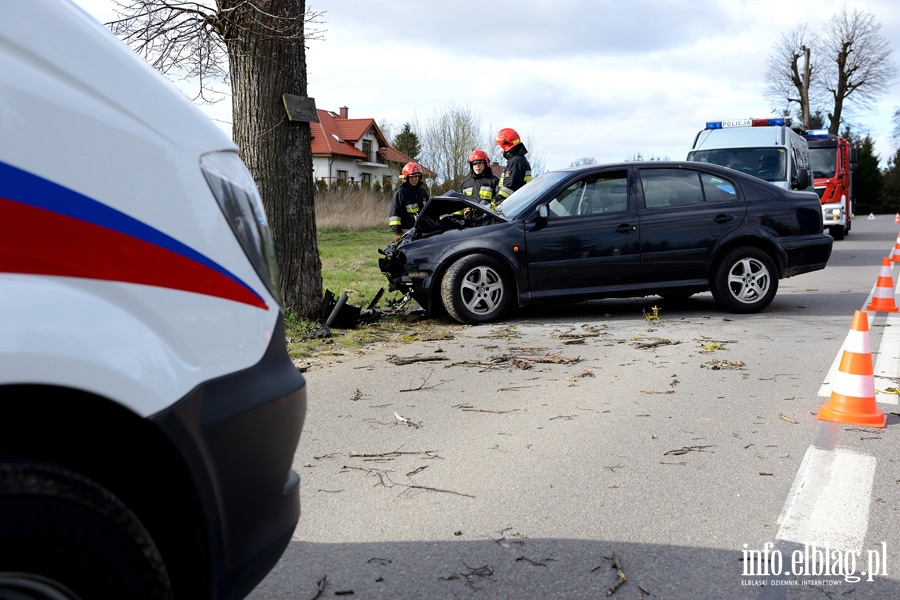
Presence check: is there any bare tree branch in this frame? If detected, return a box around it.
[821,6,896,134]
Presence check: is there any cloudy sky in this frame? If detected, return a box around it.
[75,0,900,171]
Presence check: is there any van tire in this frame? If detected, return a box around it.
[0,461,173,600]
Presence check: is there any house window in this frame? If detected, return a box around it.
[361,173,371,186]
[337,170,348,183]
[362,139,373,162]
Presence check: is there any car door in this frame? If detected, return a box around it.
[524,169,641,298]
[636,166,746,283]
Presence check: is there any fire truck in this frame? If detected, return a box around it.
[803,130,856,240]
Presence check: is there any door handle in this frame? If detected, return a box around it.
[714,214,735,224]
[616,224,637,233]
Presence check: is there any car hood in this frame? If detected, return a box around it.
[419,191,508,223]
[403,191,508,242]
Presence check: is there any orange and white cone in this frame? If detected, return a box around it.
[867,258,900,312]
[817,311,886,428]
[891,233,900,262]
[894,213,899,224]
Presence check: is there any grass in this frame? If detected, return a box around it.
[284,221,463,367]
[284,186,472,366]
[316,228,397,307]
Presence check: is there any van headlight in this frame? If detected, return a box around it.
[201,151,281,305]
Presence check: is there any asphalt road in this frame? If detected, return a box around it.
[249,214,900,600]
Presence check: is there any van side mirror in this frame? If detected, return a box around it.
[795,168,810,190]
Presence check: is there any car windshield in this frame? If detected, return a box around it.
[498,171,572,219]
[689,147,787,183]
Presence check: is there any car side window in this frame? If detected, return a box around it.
[546,170,628,219]
[639,169,704,208]
[700,173,738,202]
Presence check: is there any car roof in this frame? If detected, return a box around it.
[553,160,739,176]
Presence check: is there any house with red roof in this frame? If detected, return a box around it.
[311,106,433,189]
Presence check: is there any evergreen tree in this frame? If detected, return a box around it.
[393,123,421,162]
[851,135,885,212]
[883,148,900,211]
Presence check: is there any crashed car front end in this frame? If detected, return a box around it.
[377,192,507,311]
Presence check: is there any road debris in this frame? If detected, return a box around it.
[630,336,678,349]
[348,449,439,461]
[664,445,714,456]
[778,412,799,424]
[444,563,495,590]
[394,412,420,428]
[387,354,448,365]
[309,574,327,600]
[515,554,556,567]
[643,306,661,322]
[591,552,627,596]
[701,359,745,370]
[342,465,475,498]
[454,404,522,414]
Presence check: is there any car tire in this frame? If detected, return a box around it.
[0,461,173,600]
[831,225,845,241]
[440,254,511,324]
[710,247,778,313]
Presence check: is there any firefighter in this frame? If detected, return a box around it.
[389,162,429,241]
[494,127,532,203]
[460,149,499,207]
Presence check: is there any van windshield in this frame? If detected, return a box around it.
[689,147,787,183]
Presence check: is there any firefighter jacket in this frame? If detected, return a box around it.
[388,182,429,234]
[498,144,532,201]
[460,169,499,206]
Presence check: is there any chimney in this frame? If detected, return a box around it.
[339,106,348,119]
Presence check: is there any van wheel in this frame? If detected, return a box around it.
[710,247,778,313]
[830,225,845,241]
[0,461,173,600]
[440,254,511,324]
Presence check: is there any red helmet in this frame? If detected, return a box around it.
[468,149,490,164]
[401,162,423,182]
[495,128,521,153]
[468,149,490,165]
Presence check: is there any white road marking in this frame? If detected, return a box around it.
[873,309,900,406]
[776,447,876,554]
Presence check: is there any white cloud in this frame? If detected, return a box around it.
[73,0,900,168]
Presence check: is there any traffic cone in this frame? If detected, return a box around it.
[894,213,899,224]
[866,258,900,312]
[816,311,886,428]
[891,233,900,262]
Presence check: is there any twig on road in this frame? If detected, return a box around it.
[388,354,448,365]
[664,445,714,456]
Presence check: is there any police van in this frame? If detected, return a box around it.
[687,118,813,192]
[0,1,306,598]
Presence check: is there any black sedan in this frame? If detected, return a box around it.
[378,161,832,324]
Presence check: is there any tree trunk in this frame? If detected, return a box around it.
[224,0,322,318]
[800,46,811,128]
[828,41,851,135]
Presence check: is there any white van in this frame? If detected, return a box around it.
[0,1,306,599]
[687,118,813,192]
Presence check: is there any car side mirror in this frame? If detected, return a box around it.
[795,168,810,190]
[537,204,549,220]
